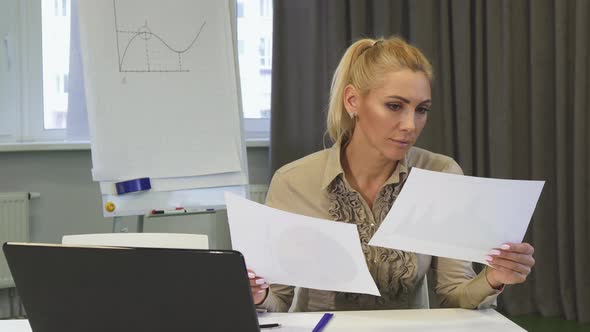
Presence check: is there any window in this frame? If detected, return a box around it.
[259,0,272,17]
[4,0,272,143]
[236,1,244,18]
[238,40,245,56]
[258,37,272,70]
[53,0,67,17]
[64,74,69,93]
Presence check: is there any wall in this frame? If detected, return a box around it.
[0,146,270,247]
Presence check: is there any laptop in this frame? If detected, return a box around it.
[3,242,261,332]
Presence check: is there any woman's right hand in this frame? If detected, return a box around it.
[247,269,269,305]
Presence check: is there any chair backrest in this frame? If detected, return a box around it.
[416,274,430,309]
[62,233,209,250]
[290,274,430,312]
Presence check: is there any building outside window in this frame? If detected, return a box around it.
[259,0,272,17]
[237,0,273,120]
[43,0,70,129]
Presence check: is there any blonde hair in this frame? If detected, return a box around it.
[326,36,433,143]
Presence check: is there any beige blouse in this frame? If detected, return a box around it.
[259,143,501,312]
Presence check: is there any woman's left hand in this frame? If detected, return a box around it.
[485,242,535,289]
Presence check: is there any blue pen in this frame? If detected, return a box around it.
[312,313,333,332]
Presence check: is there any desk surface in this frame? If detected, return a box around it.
[1,308,525,332]
[259,308,525,331]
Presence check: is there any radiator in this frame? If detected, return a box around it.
[0,192,31,289]
[248,185,269,204]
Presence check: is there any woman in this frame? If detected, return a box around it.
[248,37,535,312]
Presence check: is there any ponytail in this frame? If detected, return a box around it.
[326,39,375,144]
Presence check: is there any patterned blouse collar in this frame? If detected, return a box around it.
[320,139,410,191]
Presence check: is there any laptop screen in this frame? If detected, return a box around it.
[3,242,260,332]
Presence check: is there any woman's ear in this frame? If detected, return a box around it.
[343,84,360,117]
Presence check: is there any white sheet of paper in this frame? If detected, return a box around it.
[78,0,243,181]
[369,168,544,265]
[225,192,380,296]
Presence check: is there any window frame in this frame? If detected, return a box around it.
[11,0,270,145]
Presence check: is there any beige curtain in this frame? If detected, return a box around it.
[270,0,589,322]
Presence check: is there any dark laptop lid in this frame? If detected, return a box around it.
[3,242,260,332]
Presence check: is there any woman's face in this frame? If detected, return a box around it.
[346,69,431,161]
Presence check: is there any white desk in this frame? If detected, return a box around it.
[258,308,526,331]
[0,308,525,331]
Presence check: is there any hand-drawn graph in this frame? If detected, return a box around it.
[113,0,206,72]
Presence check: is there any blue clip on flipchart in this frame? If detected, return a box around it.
[115,178,151,195]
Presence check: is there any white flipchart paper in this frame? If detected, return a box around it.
[78,0,243,181]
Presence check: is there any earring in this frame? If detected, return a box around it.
[348,112,356,120]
